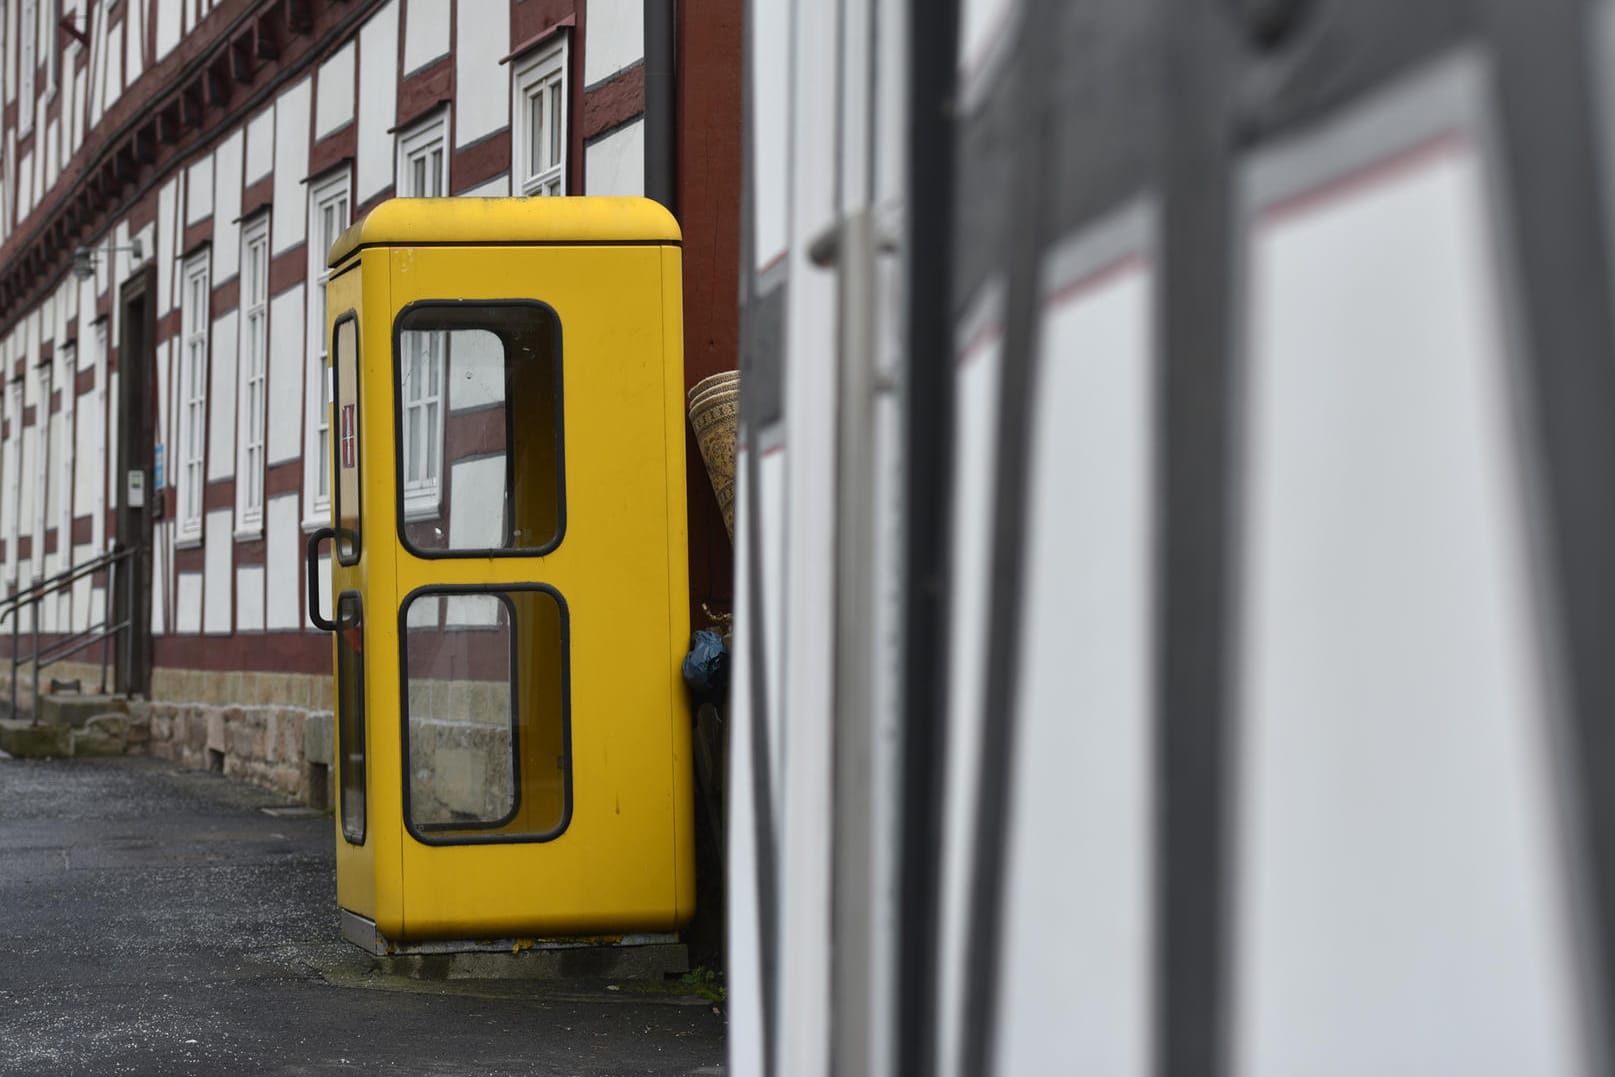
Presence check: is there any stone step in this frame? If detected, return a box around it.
[36,693,127,730]
[0,718,70,758]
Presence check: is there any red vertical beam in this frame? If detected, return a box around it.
[675,0,742,622]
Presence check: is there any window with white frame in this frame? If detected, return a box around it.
[55,342,73,544]
[304,170,349,526]
[42,0,54,101]
[19,0,35,136]
[512,41,568,197]
[398,324,444,520]
[32,360,49,574]
[396,111,448,517]
[177,253,209,541]
[3,378,17,582]
[397,109,448,198]
[236,216,269,536]
[91,320,107,552]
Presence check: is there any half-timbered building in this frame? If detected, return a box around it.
[0,0,738,800]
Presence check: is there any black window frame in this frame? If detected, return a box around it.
[390,299,567,560]
[397,582,574,847]
[331,310,363,567]
[335,589,367,845]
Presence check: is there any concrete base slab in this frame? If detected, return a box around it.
[341,909,689,981]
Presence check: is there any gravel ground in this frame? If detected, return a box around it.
[0,755,725,1076]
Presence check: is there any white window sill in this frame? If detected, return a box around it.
[403,491,442,522]
[174,532,203,551]
[233,526,264,543]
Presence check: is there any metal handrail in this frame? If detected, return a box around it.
[1,545,137,723]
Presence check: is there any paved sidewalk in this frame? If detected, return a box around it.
[0,756,725,1076]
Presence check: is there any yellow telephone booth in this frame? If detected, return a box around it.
[307,197,694,946]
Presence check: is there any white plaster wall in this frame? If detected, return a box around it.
[71,543,93,633]
[357,1,400,204]
[237,564,265,632]
[154,0,180,64]
[404,0,450,73]
[994,261,1155,1077]
[130,222,155,293]
[447,456,504,550]
[583,120,644,196]
[461,173,509,197]
[454,3,508,148]
[265,494,300,630]
[272,79,312,254]
[71,67,86,153]
[316,41,356,139]
[584,0,642,85]
[17,151,32,217]
[936,319,1000,1077]
[187,153,214,224]
[149,522,166,636]
[245,106,275,186]
[176,572,202,634]
[126,0,146,83]
[213,131,243,280]
[207,310,237,480]
[749,0,788,270]
[1232,145,1582,1077]
[304,554,330,631]
[105,22,122,103]
[45,118,58,193]
[267,285,305,464]
[204,508,232,634]
[72,384,99,511]
[107,370,119,512]
[447,331,505,410]
[156,176,178,316]
[41,552,59,633]
[4,0,13,102]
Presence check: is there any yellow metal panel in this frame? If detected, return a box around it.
[382,240,691,937]
[325,199,692,943]
[327,196,681,269]
[661,244,697,925]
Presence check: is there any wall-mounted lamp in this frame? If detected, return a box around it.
[71,239,143,281]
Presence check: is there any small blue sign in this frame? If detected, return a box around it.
[153,443,165,491]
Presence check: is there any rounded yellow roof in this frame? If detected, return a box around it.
[327,196,682,267]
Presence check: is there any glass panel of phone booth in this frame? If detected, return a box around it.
[334,316,362,563]
[336,591,367,843]
[402,586,568,842]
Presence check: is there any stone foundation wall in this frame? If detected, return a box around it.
[6,661,337,807]
[6,662,538,817]
[145,701,333,805]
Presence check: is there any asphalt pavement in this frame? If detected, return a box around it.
[0,755,725,1076]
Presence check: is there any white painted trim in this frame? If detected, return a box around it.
[304,170,350,529]
[396,105,449,196]
[176,251,210,542]
[234,215,269,538]
[511,38,568,197]
[18,0,34,136]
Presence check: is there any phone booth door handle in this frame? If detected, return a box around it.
[307,527,338,632]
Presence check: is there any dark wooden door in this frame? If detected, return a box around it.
[114,266,155,698]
